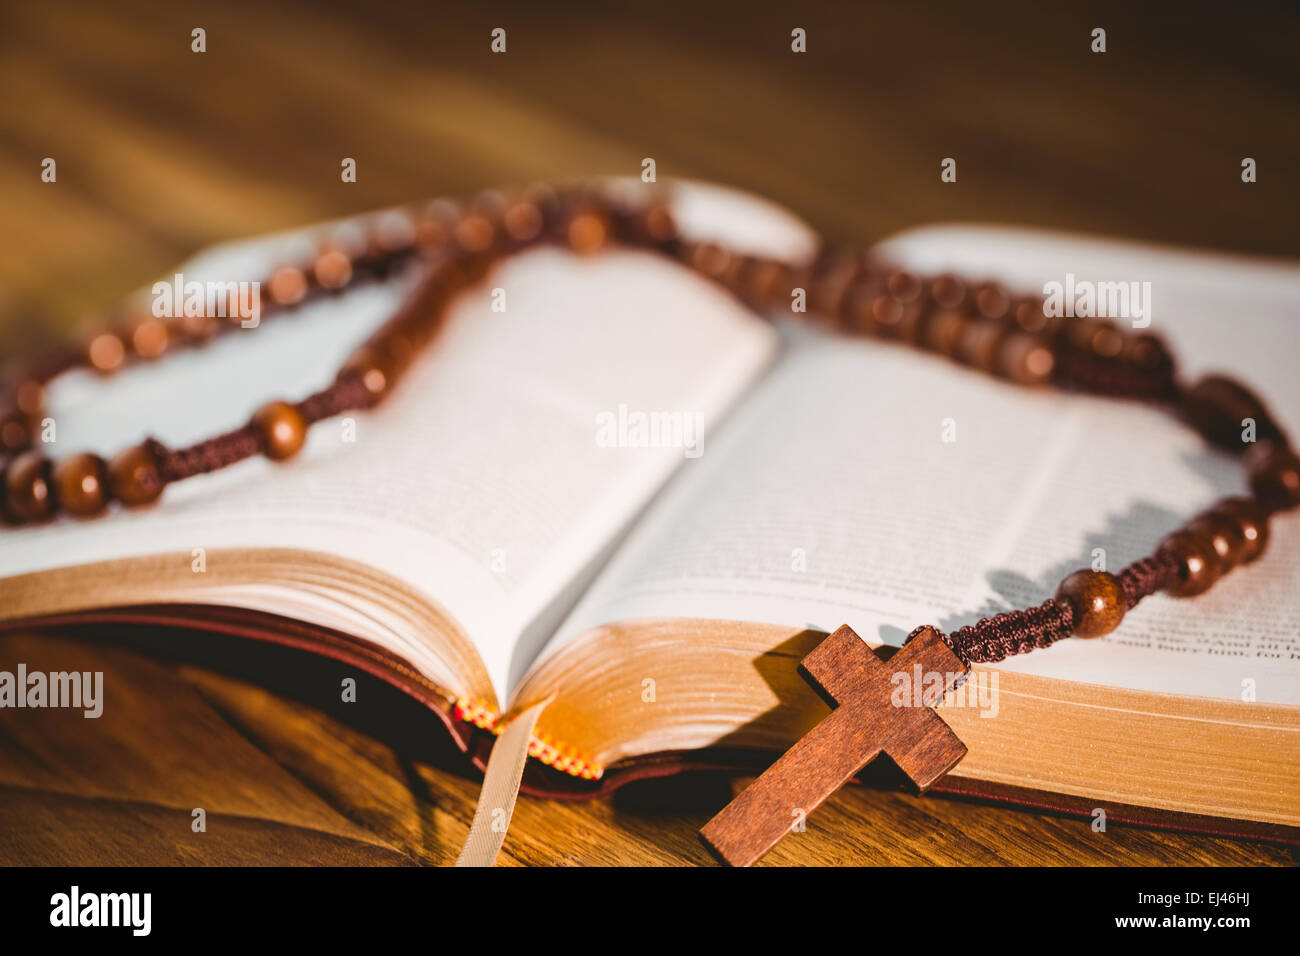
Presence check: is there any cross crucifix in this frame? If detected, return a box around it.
[700,625,969,866]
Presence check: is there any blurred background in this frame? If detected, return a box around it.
[2,0,1298,361]
[2,0,1298,865]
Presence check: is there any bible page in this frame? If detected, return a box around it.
[0,181,817,703]
[540,227,1300,703]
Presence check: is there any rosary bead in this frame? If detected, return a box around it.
[886,270,922,303]
[52,452,109,517]
[895,298,932,345]
[251,401,307,461]
[1248,443,1300,511]
[14,381,44,416]
[1091,322,1125,358]
[1211,496,1270,563]
[414,213,451,248]
[3,450,54,522]
[268,266,308,306]
[567,211,609,255]
[503,199,544,243]
[747,259,792,308]
[808,253,862,321]
[88,332,126,374]
[178,309,218,341]
[313,249,353,290]
[1122,333,1169,372]
[637,202,677,244]
[1159,528,1222,597]
[1181,375,1281,452]
[370,210,417,255]
[340,346,395,405]
[715,254,751,298]
[454,214,496,254]
[929,274,966,310]
[108,443,164,506]
[997,331,1055,385]
[1,412,31,452]
[1012,297,1049,334]
[686,241,731,279]
[868,292,906,336]
[956,318,1010,372]
[1185,510,1248,572]
[973,282,1011,321]
[1065,317,1102,352]
[1055,569,1126,638]
[923,308,969,357]
[130,317,169,359]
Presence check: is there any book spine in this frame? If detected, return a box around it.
[454,698,604,780]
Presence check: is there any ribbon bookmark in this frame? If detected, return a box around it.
[455,696,552,867]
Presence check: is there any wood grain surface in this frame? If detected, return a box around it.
[1,0,1298,865]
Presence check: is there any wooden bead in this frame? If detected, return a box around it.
[1159,529,1222,597]
[3,450,54,522]
[997,331,1055,385]
[454,214,496,253]
[503,199,544,243]
[867,292,905,335]
[1,412,31,452]
[340,346,395,405]
[268,266,308,305]
[1181,375,1282,452]
[1212,496,1269,564]
[14,380,44,416]
[52,452,109,517]
[1248,443,1300,512]
[313,249,353,289]
[1091,322,1125,358]
[130,317,169,359]
[1065,317,1105,352]
[1185,511,1248,573]
[923,308,969,357]
[567,212,608,254]
[108,444,164,507]
[370,210,417,254]
[886,270,922,302]
[178,309,218,341]
[929,274,966,310]
[973,282,1011,321]
[414,213,452,247]
[1012,297,1049,334]
[1055,569,1126,638]
[714,253,750,297]
[747,259,792,308]
[808,254,861,322]
[1122,333,1169,371]
[251,401,307,461]
[637,203,677,244]
[955,318,1009,372]
[88,332,126,374]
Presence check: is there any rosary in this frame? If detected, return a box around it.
[2,186,1297,865]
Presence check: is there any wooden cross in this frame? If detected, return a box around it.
[700,625,968,866]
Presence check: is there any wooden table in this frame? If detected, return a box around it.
[1,0,1296,865]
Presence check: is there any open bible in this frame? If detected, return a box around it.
[3,181,1298,840]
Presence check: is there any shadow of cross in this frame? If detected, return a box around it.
[700,625,969,866]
